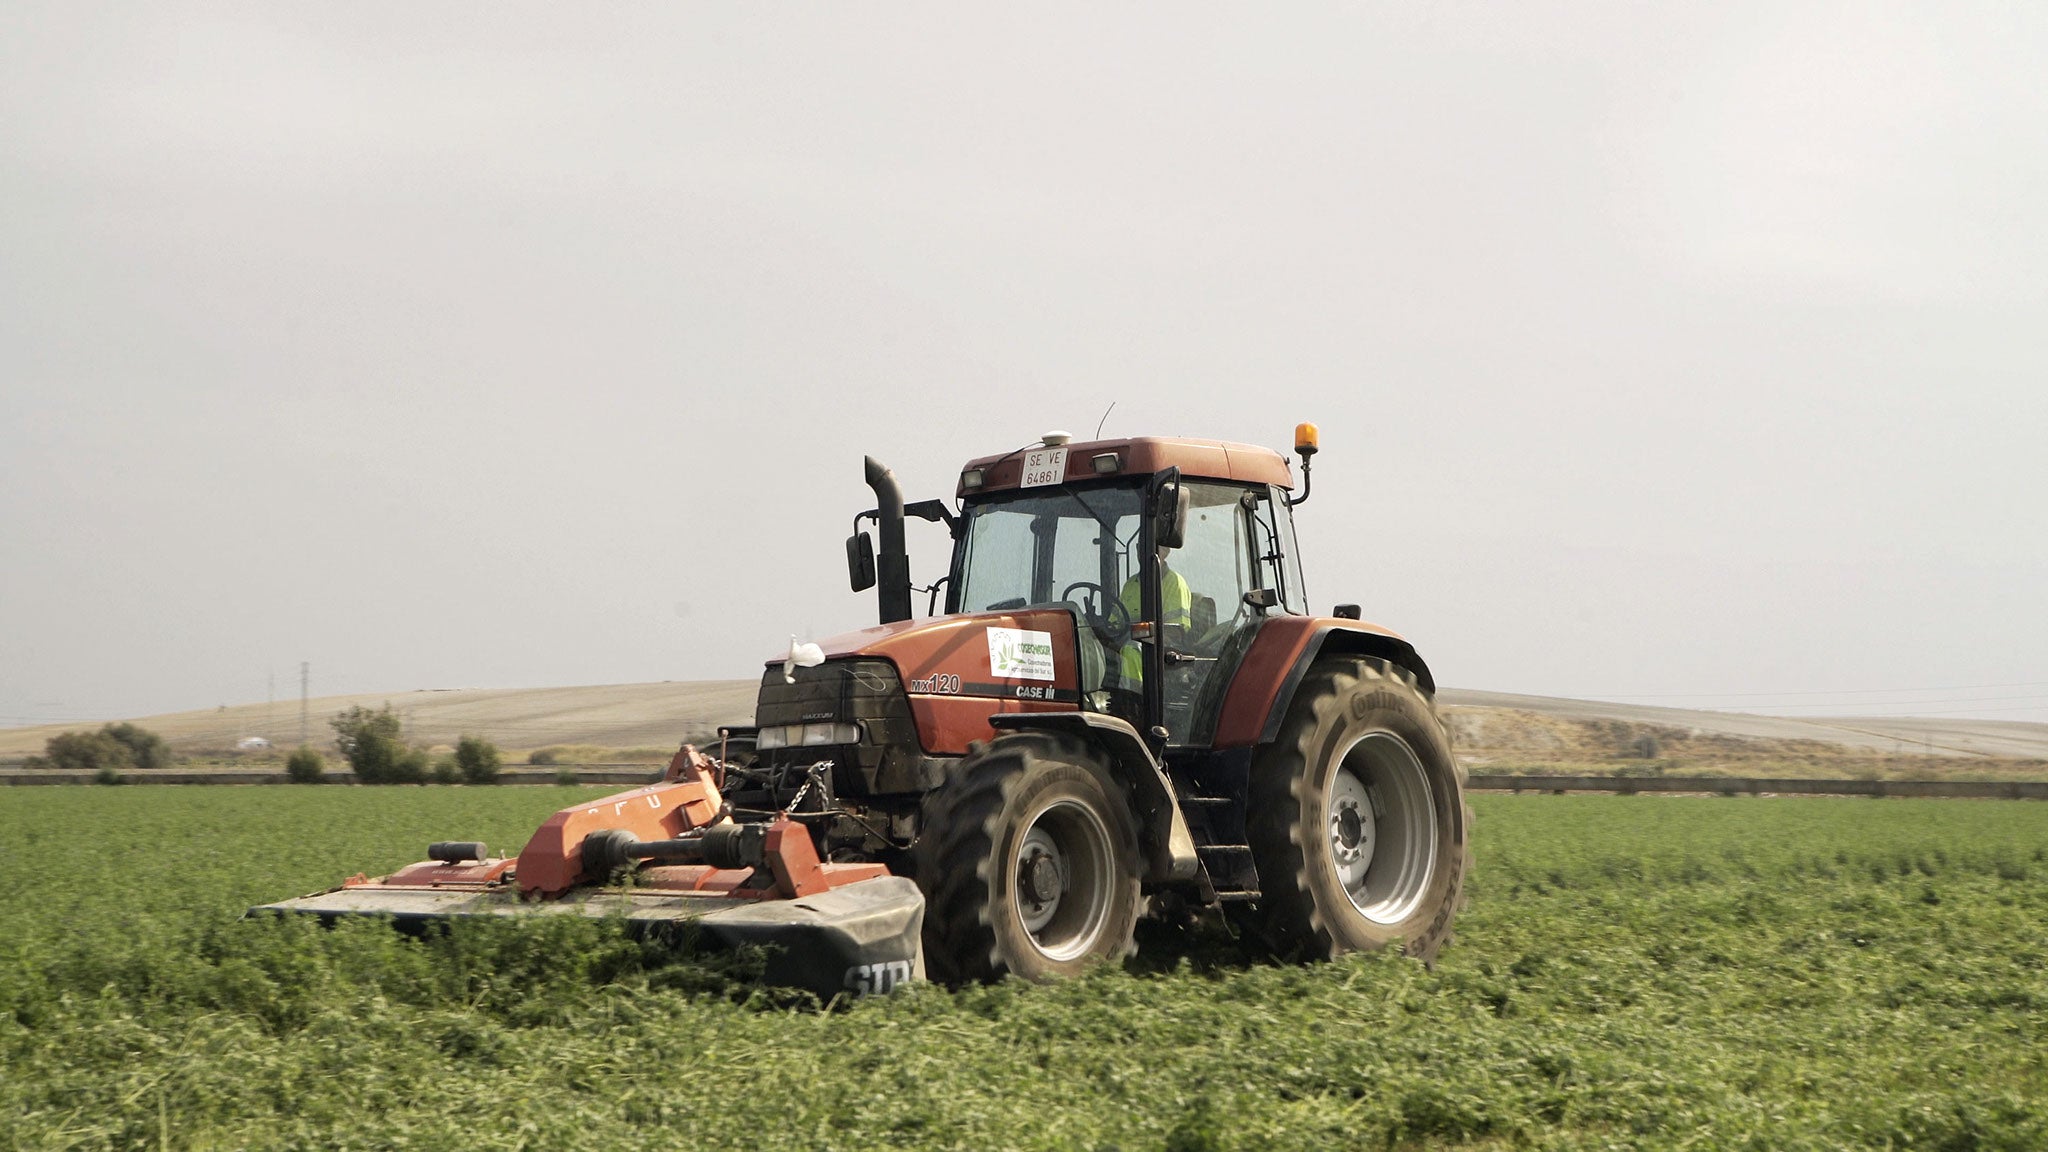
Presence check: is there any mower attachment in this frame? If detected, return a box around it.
[254,745,925,1000]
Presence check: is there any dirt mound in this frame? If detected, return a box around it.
[1443,707,1844,764]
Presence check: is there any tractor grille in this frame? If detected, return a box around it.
[754,659,928,796]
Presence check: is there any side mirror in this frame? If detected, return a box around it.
[1155,483,1190,550]
[1333,603,1361,620]
[846,532,876,592]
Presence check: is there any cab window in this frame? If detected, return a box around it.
[1251,485,1308,614]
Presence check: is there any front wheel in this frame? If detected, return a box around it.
[1240,656,1468,963]
[914,731,1142,983]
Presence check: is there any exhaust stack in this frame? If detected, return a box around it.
[864,456,913,624]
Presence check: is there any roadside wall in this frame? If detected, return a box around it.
[0,766,663,787]
[5,768,2046,799]
[1465,774,2048,800]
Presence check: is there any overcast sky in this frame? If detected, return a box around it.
[3,2,2044,727]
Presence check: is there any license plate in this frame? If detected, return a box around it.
[1020,447,1068,487]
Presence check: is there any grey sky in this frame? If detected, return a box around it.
[4,3,2044,726]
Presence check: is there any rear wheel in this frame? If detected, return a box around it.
[1240,656,1468,963]
[914,731,1142,983]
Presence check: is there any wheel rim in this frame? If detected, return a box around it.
[1011,798,1115,962]
[1326,730,1439,925]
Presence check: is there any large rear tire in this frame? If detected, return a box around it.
[913,731,1142,983]
[1240,656,1468,963]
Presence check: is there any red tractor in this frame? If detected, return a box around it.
[268,426,1468,995]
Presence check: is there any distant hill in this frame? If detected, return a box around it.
[1436,688,2048,762]
[0,681,760,759]
[5,680,2044,773]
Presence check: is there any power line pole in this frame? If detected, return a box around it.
[300,662,310,747]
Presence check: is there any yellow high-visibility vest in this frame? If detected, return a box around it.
[1119,566,1191,685]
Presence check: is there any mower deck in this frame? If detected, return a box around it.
[255,874,925,1000]
[257,753,925,1000]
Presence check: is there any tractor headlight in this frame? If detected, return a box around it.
[754,721,862,751]
[803,721,857,746]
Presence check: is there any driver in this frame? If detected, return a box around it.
[1117,562,1192,689]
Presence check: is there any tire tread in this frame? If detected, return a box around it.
[913,730,1138,983]
[1238,656,1470,963]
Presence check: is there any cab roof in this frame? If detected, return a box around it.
[957,436,1294,499]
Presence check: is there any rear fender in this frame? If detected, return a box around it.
[1212,618,1436,748]
[988,712,1200,883]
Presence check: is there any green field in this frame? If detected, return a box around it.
[2,788,2044,1151]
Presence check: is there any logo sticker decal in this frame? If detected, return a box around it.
[986,627,1056,681]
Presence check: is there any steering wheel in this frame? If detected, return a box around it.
[1060,581,1133,647]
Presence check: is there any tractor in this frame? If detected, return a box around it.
[264,425,1468,994]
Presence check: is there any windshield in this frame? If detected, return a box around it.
[953,483,1145,614]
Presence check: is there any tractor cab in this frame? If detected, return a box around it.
[938,435,1311,748]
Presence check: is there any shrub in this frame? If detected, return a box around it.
[553,768,580,787]
[529,748,560,766]
[350,731,399,783]
[101,722,172,770]
[456,736,502,785]
[285,746,325,784]
[330,705,431,784]
[392,746,429,785]
[44,730,135,773]
[93,765,124,785]
[327,705,400,756]
[330,705,403,782]
[430,756,461,785]
[329,705,430,784]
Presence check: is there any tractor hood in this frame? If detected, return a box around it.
[765,609,1085,704]
[763,610,1090,754]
